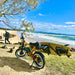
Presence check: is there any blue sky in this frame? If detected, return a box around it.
[0,0,75,35]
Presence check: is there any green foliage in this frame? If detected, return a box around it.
[19,18,35,37]
[0,45,8,49]
[0,0,43,16]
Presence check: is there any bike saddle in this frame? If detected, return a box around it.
[29,42,39,47]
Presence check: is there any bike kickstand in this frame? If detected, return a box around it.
[30,61,34,68]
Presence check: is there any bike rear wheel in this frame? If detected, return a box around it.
[34,52,45,69]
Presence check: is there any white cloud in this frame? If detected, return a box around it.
[32,21,75,32]
[38,13,45,16]
[65,22,75,24]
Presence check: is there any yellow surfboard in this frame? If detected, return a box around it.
[40,42,71,57]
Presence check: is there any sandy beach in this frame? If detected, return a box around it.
[0,43,49,75]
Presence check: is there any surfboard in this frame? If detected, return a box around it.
[40,42,71,57]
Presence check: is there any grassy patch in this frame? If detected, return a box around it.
[44,52,75,75]
[17,51,75,75]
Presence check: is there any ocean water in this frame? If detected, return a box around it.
[32,32,75,47]
[17,32,75,47]
[35,32,75,41]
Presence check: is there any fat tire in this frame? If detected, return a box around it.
[34,52,45,69]
[15,49,26,58]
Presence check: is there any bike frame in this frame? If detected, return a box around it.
[19,41,39,60]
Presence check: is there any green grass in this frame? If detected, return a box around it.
[44,52,75,75]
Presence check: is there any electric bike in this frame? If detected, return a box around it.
[15,38,45,69]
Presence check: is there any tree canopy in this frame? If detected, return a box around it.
[0,0,43,31]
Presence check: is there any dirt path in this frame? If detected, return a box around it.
[0,44,50,75]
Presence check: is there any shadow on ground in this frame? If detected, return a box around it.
[0,57,40,72]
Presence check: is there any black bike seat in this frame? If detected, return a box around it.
[29,42,39,47]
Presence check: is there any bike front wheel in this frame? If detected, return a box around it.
[15,49,27,58]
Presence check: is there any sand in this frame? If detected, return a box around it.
[0,43,50,75]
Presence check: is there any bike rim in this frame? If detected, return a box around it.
[34,54,44,68]
[17,50,26,57]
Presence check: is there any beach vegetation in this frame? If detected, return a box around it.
[19,18,35,37]
[45,53,75,75]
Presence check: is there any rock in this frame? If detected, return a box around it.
[1,45,8,49]
[8,46,15,53]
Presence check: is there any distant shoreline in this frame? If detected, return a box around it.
[0,27,75,36]
[0,27,24,31]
